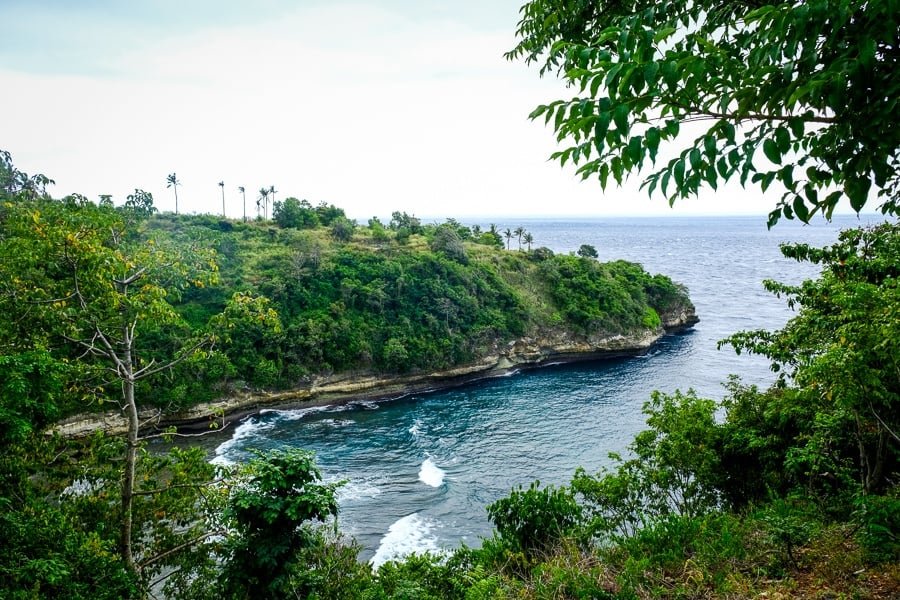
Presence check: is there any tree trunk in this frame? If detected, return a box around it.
[121,324,139,576]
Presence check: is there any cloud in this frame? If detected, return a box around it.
[0,1,788,219]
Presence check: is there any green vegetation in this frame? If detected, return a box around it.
[76,199,683,407]
[0,148,692,598]
[508,0,900,225]
[1,0,897,596]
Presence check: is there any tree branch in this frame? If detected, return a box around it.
[138,529,226,570]
[683,108,836,125]
[139,420,233,442]
[132,479,226,497]
[133,336,211,380]
[869,404,900,444]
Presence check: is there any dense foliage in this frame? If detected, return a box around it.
[0,148,695,597]
[114,207,687,407]
[3,0,897,589]
[508,0,900,225]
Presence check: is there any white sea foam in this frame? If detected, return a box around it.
[418,458,446,487]
[319,418,354,428]
[211,416,275,466]
[334,479,382,503]
[494,368,520,378]
[369,513,441,569]
[261,405,329,421]
[408,419,423,438]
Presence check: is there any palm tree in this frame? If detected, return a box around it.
[503,228,512,250]
[238,186,246,221]
[166,173,180,214]
[258,187,270,220]
[218,181,225,217]
[269,185,277,214]
[523,231,534,251]
[514,226,525,250]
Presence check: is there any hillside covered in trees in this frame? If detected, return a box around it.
[0,171,693,426]
[1,0,898,595]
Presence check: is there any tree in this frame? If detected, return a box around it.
[166,172,180,214]
[0,197,219,579]
[724,223,900,495]
[257,187,269,220]
[503,228,513,250]
[508,0,900,225]
[1,149,54,198]
[220,449,341,598]
[330,216,355,242]
[219,180,225,217]
[269,186,277,219]
[524,231,534,251]
[273,197,319,229]
[121,188,156,218]
[577,244,598,259]
[389,211,423,234]
[514,226,525,250]
[238,185,246,222]
[430,224,468,264]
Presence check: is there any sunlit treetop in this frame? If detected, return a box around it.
[507,0,900,225]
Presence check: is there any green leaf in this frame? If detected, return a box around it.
[653,26,677,43]
[613,104,630,135]
[717,156,729,178]
[645,127,661,162]
[722,122,736,145]
[643,62,659,88]
[792,196,810,222]
[763,139,782,165]
[590,74,605,97]
[775,127,790,153]
[703,135,717,158]
[689,148,702,170]
[628,136,643,164]
[674,159,686,187]
[599,163,610,189]
[528,105,548,120]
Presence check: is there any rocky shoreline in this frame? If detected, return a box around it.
[52,308,698,438]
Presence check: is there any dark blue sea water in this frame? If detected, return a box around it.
[208,214,882,564]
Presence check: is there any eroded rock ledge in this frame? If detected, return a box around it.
[52,309,698,438]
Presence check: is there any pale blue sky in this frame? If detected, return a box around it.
[0,1,832,219]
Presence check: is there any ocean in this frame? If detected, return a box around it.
[205,214,882,565]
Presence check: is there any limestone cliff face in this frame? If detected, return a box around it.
[51,304,698,438]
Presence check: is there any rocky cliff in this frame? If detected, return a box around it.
[52,306,698,438]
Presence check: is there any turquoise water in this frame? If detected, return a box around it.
[207,215,881,564]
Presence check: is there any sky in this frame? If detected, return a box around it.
[0,0,848,220]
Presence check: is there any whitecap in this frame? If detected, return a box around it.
[408,419,423,438]
[334,479,382,503]
[418,458,446,487]
[210,416,275,466]
[369,513,441,569]
[261,405,329,421]
[319,418,354,428]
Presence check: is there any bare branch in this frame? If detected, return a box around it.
[139,421,233,441]
[115,266,149,288]
[138,529,226,571]
[870,404,900,444]
[132,479,226,497]
[134,336,211,380]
